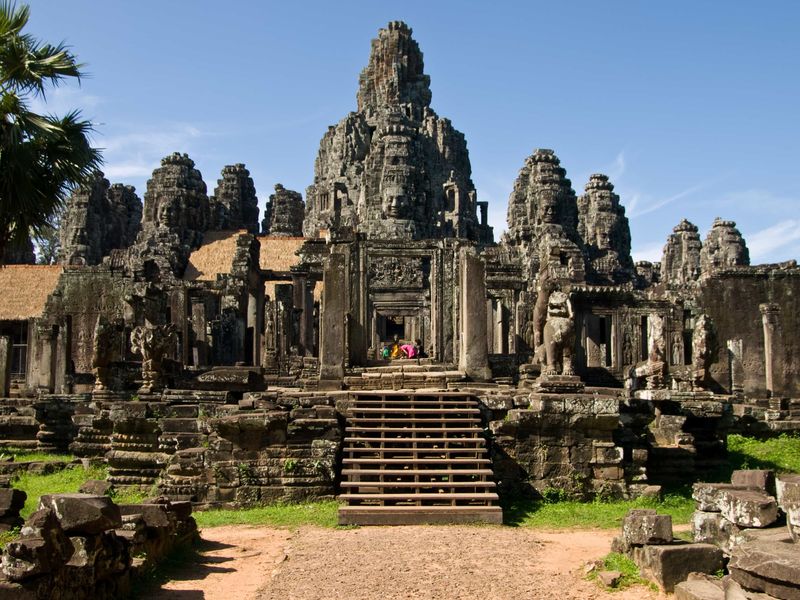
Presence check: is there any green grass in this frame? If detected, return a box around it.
[590,552,657,591]
[0,447,75,463]
[193,500,341,529]
[727,433,800,475]
[13,464,109,518]
[503,488,695,529]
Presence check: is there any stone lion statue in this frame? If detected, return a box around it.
[541,290,575,376]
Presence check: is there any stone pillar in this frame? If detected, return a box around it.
[759,303,784,397]
[292,272,313,356]
[727,338,744,395]
[319,248,347,385]
[35,322,56,392]
[247,291,259,365]
[191,298,207,367]
[0,336,11,397]
[458,247,491,381]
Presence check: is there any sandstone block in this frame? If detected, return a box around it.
[692,482,755,512]
[119,503,172,529]
[731,470,775,496]
[674,578,724,600]
[776,474,800,509]
[78,479,113,496]
[729,539,800,600]
[38,493,122,535]
[598,570,622,587]
[0,488,26,516]
[632,542,724,592]
[1,509,73,581]
[622,509,673,545]
[718,489,778,528]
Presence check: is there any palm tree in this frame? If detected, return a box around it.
[0,1,102,263]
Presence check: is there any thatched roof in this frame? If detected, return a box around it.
[184,230,246,281]
[257,236,305,272]
[0,265,62,321]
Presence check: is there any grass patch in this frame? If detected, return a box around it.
[727,433,800,474]
[13,464,108,518]
[194,500,341,529]
[590,552,657,591]
[503,489,694,529]
[0,447,75,463]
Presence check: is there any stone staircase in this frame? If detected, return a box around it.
[338,392,502,525]
[343,363,467,391]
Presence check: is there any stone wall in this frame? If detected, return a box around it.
[0,492,197,599]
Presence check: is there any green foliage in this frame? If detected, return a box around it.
[727,433,800,474]
[0,447,74,463]
[283,458,298,473]
[193,500,341,529]
[0,1,102,257]
[0,526,19,549]
[590,552,657,591]
[13,463,107,517]
[503,489,695,529]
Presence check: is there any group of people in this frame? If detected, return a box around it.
[381,336,425,360]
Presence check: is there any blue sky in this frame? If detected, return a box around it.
[27,0,800,263]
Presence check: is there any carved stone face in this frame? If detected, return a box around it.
[381,167,413,219]
[539,192,558,224]
[156,199,177,228]
[595,229,611,250]
[547,291,570,318]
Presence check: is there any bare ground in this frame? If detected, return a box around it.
[145,525,666,600]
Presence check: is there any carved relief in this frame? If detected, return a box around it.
[368,256,424,289]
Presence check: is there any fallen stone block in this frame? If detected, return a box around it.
[674,578,724,600]
[622,508,673,546]
[632,542,724,593]
[692,483,754,512]
[38,493,122,535]
[691,510,744,554]
[731,470,776,497]
[0,487,26,516]
[729,538,800,600]
[78,479,113,497]
[1,509,73,582]
[776,474,800,509]
[785,504,800,542]
[718,489,778,528]
[598,570,622,587]
[119,503,173,529]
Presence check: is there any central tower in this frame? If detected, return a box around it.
[304,21,491,243]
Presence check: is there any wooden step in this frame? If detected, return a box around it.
[340,492,499,502]
[338,505,503,525]
[341,481,495,489]
[344,436,485,445]
[345,427,481,434]
[342,468,493,476]
[352,407,480,414]
[343,457,490,465]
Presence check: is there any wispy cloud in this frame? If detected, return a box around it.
[627,180,712,219]
[746,219,800,262]
[606,151,626,181]
[27,85,103,115]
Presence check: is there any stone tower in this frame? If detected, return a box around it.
[304,21,491,242]
[661,219,702,285]
[58,171,142,266]
[262,184,304,236]
[577,173,633,284]
[503,149,584,282]
[209,164,259,234]
[700,217,750,275]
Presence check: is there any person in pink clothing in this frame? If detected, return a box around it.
[400,343,417,358]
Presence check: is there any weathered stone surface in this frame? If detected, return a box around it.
[632,542,724,592]
[78,479,113,497]
[700,218,749,275]
[262,184,304,236]
[692,482,754,512]
[674,577,724,600]
[59,171,142,266]
[622,509,673,546]
[598,570,622,587]
[776,474,800,508]
[731,470,775,496]
[729,539,800,600]
[691,510,743,554]
[577,174,633,284]
[0,487,26,516]
[1,508,73,581]
[304,21,491,243]
[38,493,122,535]
[209,163,259,234]
[717,489,778,528]
[662,219,702,285]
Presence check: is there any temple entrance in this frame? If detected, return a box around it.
[380,315,406,341]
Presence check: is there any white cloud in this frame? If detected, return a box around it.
[745,219,800,262]
[627,180,710,219]
[606,151,626,181]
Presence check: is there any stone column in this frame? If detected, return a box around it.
[191,298,207,367]
[0,336,11,397]
[319,247,347,385]
[35,322,56,392]
[292,272,313,356]
[759,303,783,397]
[458,247,491,381]
[727,338,744,395]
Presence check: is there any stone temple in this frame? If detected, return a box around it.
[0,21,798,525]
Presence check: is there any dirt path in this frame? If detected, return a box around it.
[147,525,665,600]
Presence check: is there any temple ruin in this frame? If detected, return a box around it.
[0,21,798,525]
